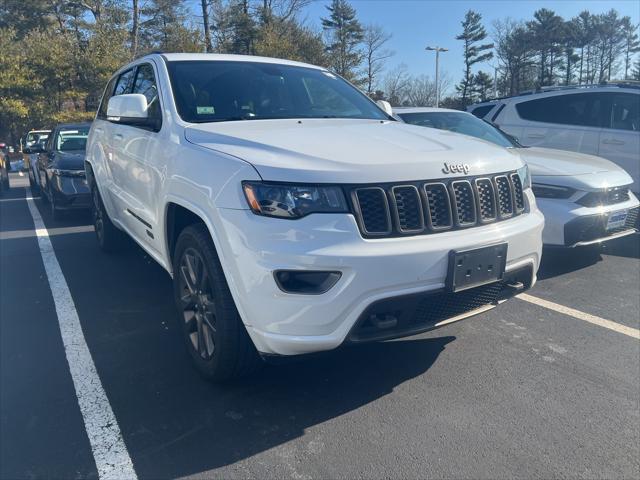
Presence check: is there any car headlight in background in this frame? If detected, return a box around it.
[242,181,349,219]
[517,164,531,190]
[531,183,576,199]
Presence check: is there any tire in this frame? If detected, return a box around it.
[173,223,262,382]
[40,178,49,204]
[91,182,127,252]
[49,185,62,221]
[28,169,39,193]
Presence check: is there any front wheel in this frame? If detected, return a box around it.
[173,224,262,382]
[28,169,39,193]
[49,185,62,221]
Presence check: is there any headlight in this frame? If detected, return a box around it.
[531,183,576,199]
[516,164,531,190]
[242,181,349,219]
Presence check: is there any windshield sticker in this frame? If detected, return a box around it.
[197,106,215,114]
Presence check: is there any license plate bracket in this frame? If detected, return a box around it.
[447,243,508,292]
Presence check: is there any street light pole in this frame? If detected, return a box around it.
[426,46,448,107]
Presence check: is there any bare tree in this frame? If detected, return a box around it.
[362,24,393,95]
[383,63,410,106]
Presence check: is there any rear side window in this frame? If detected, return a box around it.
[469,104,494,118]
[516,93,605,128]
[609,93,639,131]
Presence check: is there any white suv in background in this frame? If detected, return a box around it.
[396,107,639,248]
[481,85,640,191]
[86,53,543,381]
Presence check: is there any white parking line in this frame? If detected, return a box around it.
[24,188,137,480]
[518,293,640,340]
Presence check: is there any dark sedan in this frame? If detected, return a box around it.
[33,123,92,219]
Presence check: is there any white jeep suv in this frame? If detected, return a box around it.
[86,53,544,381]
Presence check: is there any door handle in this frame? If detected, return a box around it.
[113,134,124,142]
[527,133,545,139]
[602,138,625,145]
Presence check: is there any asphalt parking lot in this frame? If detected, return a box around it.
[1,172,639,480]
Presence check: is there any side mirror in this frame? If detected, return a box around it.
[376,100,393,116]
[107,94,149,124]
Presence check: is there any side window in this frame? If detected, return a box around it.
[470,104,494,118]
[516,93,604,128]
[113,69,135,96]
[132,64,161,123]
[97,76,118,119]
[609,93,639,132]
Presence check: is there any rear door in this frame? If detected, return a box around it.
[513,92,605,156]
[598,92,640,192]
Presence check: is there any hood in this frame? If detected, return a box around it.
[519,147,633,190]
[52,150,86,170]
[185,119,524,184]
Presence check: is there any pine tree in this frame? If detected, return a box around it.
[456,10,493,105]
[321,0,364,83]
[472,70,493,101]
[620,17,640,79]
[633,58,640,81]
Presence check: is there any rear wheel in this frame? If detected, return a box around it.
[173,224,262,382]
[91,182,127,252]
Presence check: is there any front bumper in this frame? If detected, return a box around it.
[537,192,639,247]
[216,190,544,356]
[51,175,91,209]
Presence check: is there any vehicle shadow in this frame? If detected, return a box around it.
[600,234,640,260]
[126,336,455,479]
[537,246,603,280]
[43,223,456,479]
[538,234,640,280]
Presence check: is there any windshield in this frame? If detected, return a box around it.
[398,111,517,148]
[26,132,50,146]
[56,126,90,151]
[167,61,388,123]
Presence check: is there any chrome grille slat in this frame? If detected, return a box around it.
[510,173,525,212]
[495,175,514,218]
[392,185,424,233]
[351,171,525,238]
[424,183,453,230]
[475,178,497,222]
[354,187,392,235]
[451,180,477,226]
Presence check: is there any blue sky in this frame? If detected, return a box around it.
[302,0,640,85]
[187,1,640,91]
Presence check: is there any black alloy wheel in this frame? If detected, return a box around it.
[172,224,262,381]
[178,248,218,361]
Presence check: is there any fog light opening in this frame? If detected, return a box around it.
[274,270,342,295]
